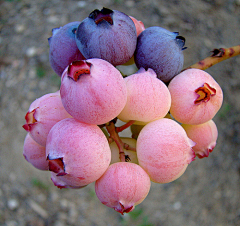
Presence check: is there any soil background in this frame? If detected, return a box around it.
[1,0,240,225]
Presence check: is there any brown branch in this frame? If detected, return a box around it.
[106,122,126,162]
[116,120,135,133]
[123,143,136,152]
[185,45,240,70]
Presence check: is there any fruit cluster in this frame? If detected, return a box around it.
[23,7,223,214]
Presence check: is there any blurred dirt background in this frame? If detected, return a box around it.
[1,0,240,225]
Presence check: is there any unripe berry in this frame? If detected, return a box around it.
[46,118,111,188]
[117,68,171,124]
[22,91,72,146]
[182,120,218,158]
[129,16,145,36]
[60,59,127,125]
[95,162,151,214]
[168,69,223,125]
[50,172,87,189]
[23,133,48,171]
[137,118,196,183]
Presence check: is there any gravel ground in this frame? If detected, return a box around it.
[1,0,240,225]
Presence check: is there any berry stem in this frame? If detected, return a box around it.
[106,122,125,162]
[123,143,136,152]
[116,120,135,133]
[185,45,240,70]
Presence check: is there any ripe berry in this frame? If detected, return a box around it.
[75,7,137,66]
[134,26,186,83]
[48,22,85,76]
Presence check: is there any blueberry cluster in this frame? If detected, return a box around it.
[23,7,223,214]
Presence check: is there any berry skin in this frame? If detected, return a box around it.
[168,68,223,125]
[48,22,85,76]
[134,26,185,83]
[117,68,171,124]
[137,118,196,183]
[95,162,151,215]
[60,59,127,125]
[50,172,87,189]
[75,8,137,66]
[22,91,72,146]
[46,118,111,188]
[23,133,49,171]
[182,120,218,159]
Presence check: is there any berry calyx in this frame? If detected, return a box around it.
[89,8,114,25]
[22,109,37,131]
[47,157,67,176]
[194,83,216,104]
[67,60,91,81]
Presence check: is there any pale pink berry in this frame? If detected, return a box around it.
[23,133,48,171]
[50,172,87,189]
[22,91,72,146]
[120,15,145,66]
[117,68,171,124]
[60,59,127,125]
[129,16,145,36]
[95,162,151,214]
[182,120,218,158]
[168,68,223,125]
[46,118,111,188]
[137,118,196,183]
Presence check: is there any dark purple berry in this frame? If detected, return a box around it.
[134,26,186,83]
[49,21,85,76]
[75,8,137,66]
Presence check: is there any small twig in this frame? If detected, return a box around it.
[185,45,240,70]
[106,122,125,162]
[116,120,135,133]
[123,143,136,152]
[108,137,114,144]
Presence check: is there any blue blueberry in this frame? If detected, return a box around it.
[49,21,85,76]
[134,26,186,83]
[75,8,137,66]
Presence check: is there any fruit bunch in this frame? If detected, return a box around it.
[23,7,224,214]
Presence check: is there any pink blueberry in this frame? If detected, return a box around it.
[95,162,150,214]
[22,90,72,146]
[137,118,196,183]
[168,68,223,125]
[182,120,218,158]
[46,118,111,187]
[60,59,127,125]
[23,133,49,171]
